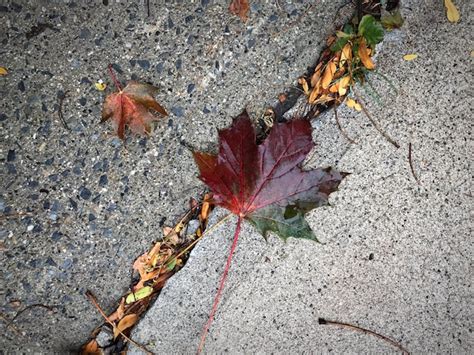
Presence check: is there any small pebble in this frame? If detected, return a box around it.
[7,149,15,162]
[18,80,25,92]
[79,186,92,200]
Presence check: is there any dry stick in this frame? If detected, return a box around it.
[352,92,400,149]
[319,318,410,355]
[85,291,154,355]
[408,143,420,184]
[334,105,356,144]
[0,313,23,337]
[58,90,70,130]
[11,304,57,323]
[197,216,243,354]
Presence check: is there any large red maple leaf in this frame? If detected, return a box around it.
[194,110,346,241]
[193,111,346,353]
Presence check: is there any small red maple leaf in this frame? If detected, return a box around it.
[194,110,347,241]
[101,65,167,140]
[193,111,347,353]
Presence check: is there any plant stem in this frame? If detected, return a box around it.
[197,216,242,354]
[108,64,122,91]
[318,318,410,354]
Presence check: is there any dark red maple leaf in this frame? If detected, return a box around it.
[193,110,346,241]
[101,65,167,140]
[193,111,347,353]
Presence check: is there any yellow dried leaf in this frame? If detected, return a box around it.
[0,67,7,76]
[338,76,351,96]
[346,98,362,111]
[298,77,310,95]
[403,54,418,61]
[358,38,375,70]
[113,313,138,339]
[321,61,337,89]
[444,0,460,23]
[95,80,107,91]
[340,43,352,66]
[308,85,320,104]
[310,68,322,88]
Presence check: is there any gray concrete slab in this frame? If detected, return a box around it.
[130,0,473,354]
[0,0,354,352]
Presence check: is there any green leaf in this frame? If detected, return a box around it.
[247,204,317,241]
[125,286,153,304]
[343,23,355,35]
[166,257,177,271]
[358,15,384,45]
[381,10,404,30]
[331,37,349,52]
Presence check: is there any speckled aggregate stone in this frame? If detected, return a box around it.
[130,0,473,354]
[0,0,354,352]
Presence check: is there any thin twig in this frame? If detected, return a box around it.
[146,0,150,17]
[85,291,153,355]
[11,303,57,323]
[319,318,410,354]
[408,143,420,184]
[353,92,400,148]
[58,90,70,130]
[0,313,23,337]
[334,105,356,144]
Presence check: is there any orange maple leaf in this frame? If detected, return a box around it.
[101,65,167,140]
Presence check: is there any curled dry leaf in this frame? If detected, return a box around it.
[113,313,139,339]
[358,38,375,70]
[229,0,250,22]
[0,67,7,75]
[102,81,168,140]
[82,339,102,355]
[444,0,460,23]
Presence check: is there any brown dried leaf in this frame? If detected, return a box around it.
[108,297,125,322]
[113,314,138,339]
[358,38,375,70]
[82,339,102,355]
[229,0,250,22]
